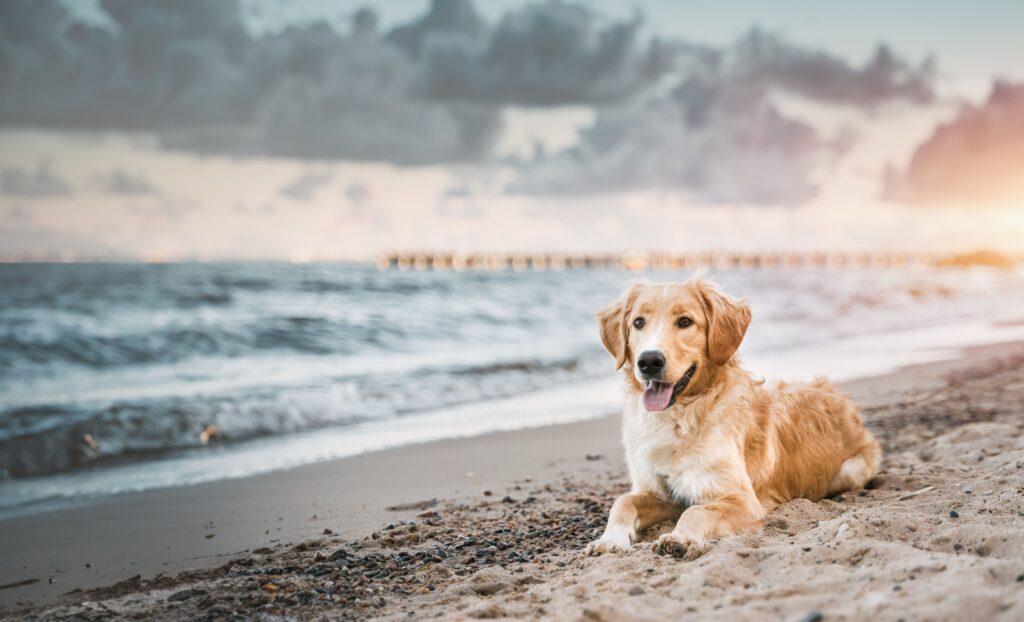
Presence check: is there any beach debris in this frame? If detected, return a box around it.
[323,528,334,535]
[386,498,438,512]
[0,577,40,590]
[205,533,215,539]
[586,453,603,461]
[483,490,493,496]
[898,485,935,500]
[261,583,279,594]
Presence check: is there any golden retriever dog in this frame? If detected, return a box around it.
[586,278,880,559]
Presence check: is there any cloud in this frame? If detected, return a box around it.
[95,169,160,195]
[344,183,370,206]
[390,0,672,106]
[884,81,1024,206]
[2,206,32,224]
[0,0,501,164]
[0,1,937,204]
[728,30,933,108]
[509,30,931,204]
[279,171,333,201]
[0,0,666,165]
[128,198,196,220]
[0,160,72,197]
[509,95,822,204]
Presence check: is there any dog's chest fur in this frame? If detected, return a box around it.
[622,397,730,506]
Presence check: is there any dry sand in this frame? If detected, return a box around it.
[3,342,1024,620]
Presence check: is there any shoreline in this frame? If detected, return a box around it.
[3,339,1024,615]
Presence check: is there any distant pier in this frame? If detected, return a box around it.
[374,251,1012,272]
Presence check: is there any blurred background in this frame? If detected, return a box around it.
[1,0,1023,517]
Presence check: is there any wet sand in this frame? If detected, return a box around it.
[3,341,1024,620]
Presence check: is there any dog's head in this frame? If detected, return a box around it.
[597,279,751,411]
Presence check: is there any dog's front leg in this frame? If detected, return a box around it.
[586,492,681,555]
[653,491,764,560]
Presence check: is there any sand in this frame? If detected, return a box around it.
[3,342,1024,620]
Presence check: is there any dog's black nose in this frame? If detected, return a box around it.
[637,351,666,377]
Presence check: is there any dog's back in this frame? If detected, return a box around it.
[750,379,880,507]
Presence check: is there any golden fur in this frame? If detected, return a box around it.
[586,279,881,558]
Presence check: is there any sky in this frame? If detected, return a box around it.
[1,0,1023,261]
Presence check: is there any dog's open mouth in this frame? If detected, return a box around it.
[643,364,697,412]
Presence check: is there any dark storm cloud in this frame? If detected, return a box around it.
[0,0,665,164]
[728,30,934,108]
[279,171,333,201]
[95,169,160,195]
[0,160,72,197]
[0,0,935,203]
[884,81,1024,206]
[390,0,673,105]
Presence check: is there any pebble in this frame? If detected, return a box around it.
[800,611,823,622]
[628,586,644,596]
[949,510,960,518]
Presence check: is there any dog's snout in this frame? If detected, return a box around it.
[637,351,666,378]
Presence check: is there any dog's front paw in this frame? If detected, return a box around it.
[652,532,707,561]
[585,531,632,556]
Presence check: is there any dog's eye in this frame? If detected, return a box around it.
[633,317,645,330]
[677,317,693,329]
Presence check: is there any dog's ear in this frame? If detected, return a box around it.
[597,284,641,369]
[696,280,751,366]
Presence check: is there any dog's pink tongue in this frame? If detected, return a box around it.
[643,381,673,411]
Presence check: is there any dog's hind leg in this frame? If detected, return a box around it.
[828,433,881,495]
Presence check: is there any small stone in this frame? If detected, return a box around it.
[585,454,602,461]
[628,586,644,596]
[949,510,960,518]
[483,490,492,496]
[800,611,823,622]
[168,588,206,602]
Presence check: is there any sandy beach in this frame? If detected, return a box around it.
[3,341,1024,620]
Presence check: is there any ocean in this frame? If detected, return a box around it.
[2,262,1024,518]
